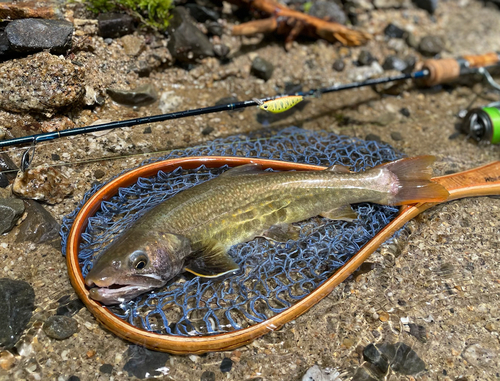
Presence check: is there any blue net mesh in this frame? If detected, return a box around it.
[61,127,404,336]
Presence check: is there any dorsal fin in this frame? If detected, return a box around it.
[220,163,265,177]
[326,164,351,173]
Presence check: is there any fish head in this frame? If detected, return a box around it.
[85,231,191,304]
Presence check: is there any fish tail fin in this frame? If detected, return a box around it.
[379,155,450,205]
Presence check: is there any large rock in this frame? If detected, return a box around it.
[0,278,35,349]
[5,18,73,54]
[0,52,85,115]
[166,7,214,64]
[0,198,24,234]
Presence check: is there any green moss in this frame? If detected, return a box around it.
[85,0,173,31]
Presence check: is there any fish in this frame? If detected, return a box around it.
[254,96,304,113]
[85,155,449,304]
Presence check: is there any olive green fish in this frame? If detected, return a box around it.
[85,156,449,304]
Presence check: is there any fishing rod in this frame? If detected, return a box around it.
[1,52,500,169]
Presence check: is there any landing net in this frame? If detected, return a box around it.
[61,127,403,336]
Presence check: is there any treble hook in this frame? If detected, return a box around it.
[20,139,37,172]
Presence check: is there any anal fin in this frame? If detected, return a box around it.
[320,205,358,221]
[185,240,239,278]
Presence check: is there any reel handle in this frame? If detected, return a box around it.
[422,52,500,86]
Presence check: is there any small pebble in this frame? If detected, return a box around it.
[365,133,381,142]
[98,13,135,38]
[99,364,113,374]
[379,311,390,322]
[200,370,215,381]
[250,56,274,81]
[202,126,214,135]
[93,169,106,180]
[382,56,407,72]
[418,35,445,57]
[220,357,233,373]
[213,44,230,59]
[0,350,16,370]
[384,23,405,38]
[107,83,158,107]
[206,21,223,36]
[391,131,403,141]
[332,59,345,72]
[67,376,80,381]
[43,315,79,340]
[358,50,375,66]
[400,108,410,117]
[462,343,497,369]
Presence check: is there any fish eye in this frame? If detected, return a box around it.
[130,251,148,270]
[263,104,268,109]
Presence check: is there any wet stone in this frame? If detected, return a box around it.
[201,370,215,381]
[0,197,24,234]
[365,133,381,142]
[206,21,223,36]
[250,56,274,81]
[123,345,170,379]
[213,43,230,59]
[358,50,375,66]
[100,364,113,374]
[403,55,417,73]
[0,52,85,115]
[405,31,419,49]
[391,131,404,141]
[400,107,411,117]
[413,0,438,14]
[462,343,497,369]
[185,3,220,22]
[332,59,345,72]
[309,1,347,24]
[56,298,85,317]
[202,126,214,135]
[0,278,35,349]
[13,165,73,204]
[350,366,379,381]
[220,357,233,373]
[6,18,73,54]
[98,13,135,38]
[418,35,444,57]
[382,56,407,72]
[15,200,60,247]
[363,343,389,373]
[390,343,426,375]
[0,350,16,370]
[408,323,427,342]
[384,23,405,38]
[107,83,158,107]
[166,7,214,64]
[43,315,78,340]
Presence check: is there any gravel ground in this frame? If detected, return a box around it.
[0,0,499,380]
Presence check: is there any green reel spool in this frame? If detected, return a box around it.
[462,107,500,144]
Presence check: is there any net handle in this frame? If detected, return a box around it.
[66,157,500,354]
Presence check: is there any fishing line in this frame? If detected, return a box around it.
[1,51,500,170]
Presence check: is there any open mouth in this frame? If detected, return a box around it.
[87,282,154,304]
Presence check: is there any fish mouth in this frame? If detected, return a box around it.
[86,277,164,305]
[87,283,155,305]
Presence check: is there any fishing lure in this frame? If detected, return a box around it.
[254,96,304,113]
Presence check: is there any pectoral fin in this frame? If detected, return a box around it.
[262,224,300,242]
[320,205,358,221]
[185,240,239,278]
